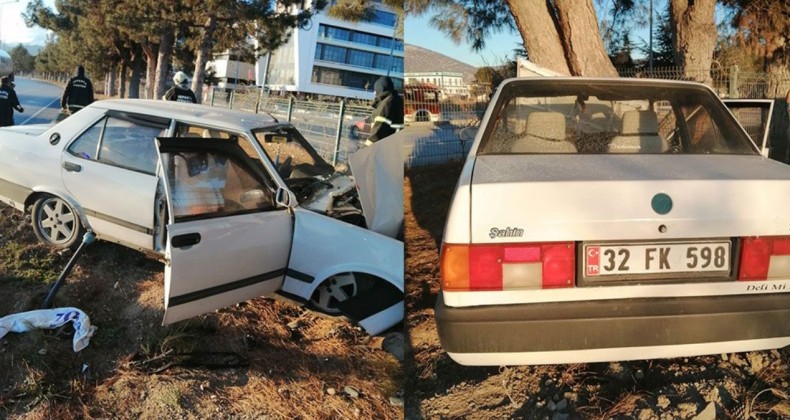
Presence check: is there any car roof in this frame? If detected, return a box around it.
[90,99,279,131]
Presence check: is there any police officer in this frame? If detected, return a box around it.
[366,76,404,145]
[0,76,23,127]
[164,71,197,103]
[61,65,95,114]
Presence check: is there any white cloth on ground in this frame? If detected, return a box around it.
[0,307,97,352]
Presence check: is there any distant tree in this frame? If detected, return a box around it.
[10,45,35,73]
[609,31,635,69]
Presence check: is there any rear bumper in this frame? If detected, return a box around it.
[435,292,790,366]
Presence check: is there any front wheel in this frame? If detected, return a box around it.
[31,195,84,249]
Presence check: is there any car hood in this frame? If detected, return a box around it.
[348,132,404,238]
[469,154,790,243]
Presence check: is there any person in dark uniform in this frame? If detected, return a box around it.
[0,76,23,127]
[61,65,94,114]
[164,71,197,103]
[366,76,404,145]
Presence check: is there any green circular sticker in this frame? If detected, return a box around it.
[652,193,672,215]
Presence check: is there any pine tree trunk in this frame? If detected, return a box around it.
[191,16,217,105]
[106,69,117,97]
[142,40,158,100]
[765,57,790,162]
[155,28,175,100]
[119,64,127,99]
[553,0,617,77]
[670,0,716,84]
[506,0,571,75]
[128,52,144,99]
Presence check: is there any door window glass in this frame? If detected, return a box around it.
[67,115,165,174]
[166,150,276,221]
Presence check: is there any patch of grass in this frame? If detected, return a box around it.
[0,241,62,284]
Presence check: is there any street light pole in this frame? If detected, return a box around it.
[0,0,20,51]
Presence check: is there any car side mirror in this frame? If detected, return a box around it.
[275,187,298,208]
[459,127,478,142]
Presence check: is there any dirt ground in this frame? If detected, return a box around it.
[0,207,403,419]
[403,162,790,419]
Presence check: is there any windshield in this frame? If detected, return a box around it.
[479,79,758,156]
[252,125,335,179]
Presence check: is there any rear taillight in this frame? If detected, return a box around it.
[738,236,790,281]
[441,242,575,291]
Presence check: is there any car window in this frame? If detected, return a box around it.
[67,115,165,174]
[175,123,261,159]
[252,125,335,178]
[166,149,276,221]
[479,81,757,156]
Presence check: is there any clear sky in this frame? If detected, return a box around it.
[404,13,524,68]
[1,0,52,50]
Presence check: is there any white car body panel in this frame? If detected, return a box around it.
[162,211,292,324]
[468,154,790,245]
[443,278,790,307]
[282,208,403,334]
[348,132,405,238]
[61,158,158,251]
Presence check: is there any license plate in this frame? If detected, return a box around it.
[584,241,731,277]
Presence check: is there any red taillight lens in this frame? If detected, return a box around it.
[441,242,575,291]
[738,236,790,281]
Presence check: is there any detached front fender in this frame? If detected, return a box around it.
[281,208,403,334]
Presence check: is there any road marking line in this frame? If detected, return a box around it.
[19,98,61,125]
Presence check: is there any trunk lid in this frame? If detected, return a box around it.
[470,154,790,244]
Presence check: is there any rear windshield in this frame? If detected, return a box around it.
[479,80,758,156]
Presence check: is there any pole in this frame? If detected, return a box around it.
[332,99,346,166]
[648,0,654,77]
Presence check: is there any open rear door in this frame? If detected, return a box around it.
[723,99,774,156]
[157,137,293,324]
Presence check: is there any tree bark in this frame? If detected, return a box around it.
[191,16,217,104]
[128,50,145,99]
[553,0,617,77]
[506,0,570,75]
[119,64,127,99]
[154,28,175,100]
[142,39,158,100]
[670,0,716,84]
[765,57,790,161]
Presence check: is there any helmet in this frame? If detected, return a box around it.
[173,71,189,86]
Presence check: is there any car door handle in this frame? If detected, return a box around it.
[171,233,201,248]
[63,161,82,172]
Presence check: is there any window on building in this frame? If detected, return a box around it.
[348,50,375,68]
[325,26,351,41]
[352,32,378,47]
[322,45,347,63]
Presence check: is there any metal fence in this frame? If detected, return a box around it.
[399,66,790,168]
[204,86,374,165]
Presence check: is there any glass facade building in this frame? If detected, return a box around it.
[264,1,404,100]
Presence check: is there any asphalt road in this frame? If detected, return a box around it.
[12,77,64,126]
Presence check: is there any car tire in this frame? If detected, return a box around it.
[310,272,375,315]
[31,195,85,249]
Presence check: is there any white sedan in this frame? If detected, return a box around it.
[0,100,403,335]
[436,77,790,365]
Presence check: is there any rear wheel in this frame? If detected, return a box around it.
[31,195,84,249]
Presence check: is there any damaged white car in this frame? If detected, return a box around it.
[437,78,790,365]
[0,100,403,335]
